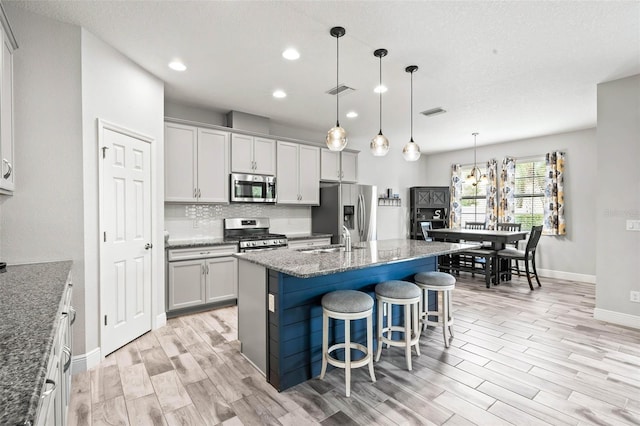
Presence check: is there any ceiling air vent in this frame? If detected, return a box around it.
[326,84,355,96]
[420,107,447,117]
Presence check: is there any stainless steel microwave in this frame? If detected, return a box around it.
[230,173,277,203]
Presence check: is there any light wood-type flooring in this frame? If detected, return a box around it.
[68,274,640,425]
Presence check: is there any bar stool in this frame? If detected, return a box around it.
[319,290,376,397]
[374,280,421,370]
[414,271,456,348]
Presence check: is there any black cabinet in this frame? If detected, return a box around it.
[410,186,450,240]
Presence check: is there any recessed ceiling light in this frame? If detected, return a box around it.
[168,61,186,71]
[374,85,387,94]
[273,90,287,98]
[346,111,358,118]
[282,48,300,60]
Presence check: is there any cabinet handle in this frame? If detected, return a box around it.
[197,188,201,198]
[193,188,197,198]
[145,243,153,250]
[70,306,76,326]
[42,379,56,398]
[206,264,209,274]
[63,346,72,373]
[2,159,11,180]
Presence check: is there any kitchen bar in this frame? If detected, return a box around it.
[235,239,477,391]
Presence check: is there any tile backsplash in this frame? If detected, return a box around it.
[164,203,312,239]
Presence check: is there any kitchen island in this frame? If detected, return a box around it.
[235,238,476,391]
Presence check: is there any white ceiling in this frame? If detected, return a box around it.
[9,0,640,153]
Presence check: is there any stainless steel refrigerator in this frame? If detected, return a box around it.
[311,183,377,244]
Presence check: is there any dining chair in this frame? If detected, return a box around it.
[462,222,488,273]
[496,222,522,279]
[420,221,433,241]
[496,225,543,290]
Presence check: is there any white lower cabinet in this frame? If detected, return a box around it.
[36,275,74,426]
[167,245,238,312]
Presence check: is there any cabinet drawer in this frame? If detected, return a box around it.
[168,245,237,261]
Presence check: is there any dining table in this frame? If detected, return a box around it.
[427,228,529,286]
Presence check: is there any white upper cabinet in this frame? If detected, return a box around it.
[276,141,319,205]
[340,151,358,183]
[164,122,229,203]
[0,19,16,194]
[231,134,276,175]
[197,128,230,203]
[320,149,358,183]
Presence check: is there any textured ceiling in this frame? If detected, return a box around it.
[8,0,640,153]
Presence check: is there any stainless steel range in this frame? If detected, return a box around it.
[224,218,287,252]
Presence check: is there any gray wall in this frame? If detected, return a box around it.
[595,74,640,324]
[81,28,165,356]
[422,128,597,281]
[1,5,86,352]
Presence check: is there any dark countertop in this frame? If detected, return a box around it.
[234,238,479,278]
[0,261,73,426]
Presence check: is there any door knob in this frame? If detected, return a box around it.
[145,243,153,250]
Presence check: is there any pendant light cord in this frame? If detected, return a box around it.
[336,34,340,127]
[410,70,414,142]
[379,54,382,133]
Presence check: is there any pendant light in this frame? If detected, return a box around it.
[466,132,487,187]
[326,26,347,151]
[402,65,421,161]
[370,48,389,156]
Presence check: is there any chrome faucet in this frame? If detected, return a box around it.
[342,225,352,252]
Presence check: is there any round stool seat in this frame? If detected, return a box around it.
[375,280,420,299]
[322,290,374,313]
[415,271,456,288]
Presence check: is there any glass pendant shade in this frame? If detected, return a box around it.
[370,131,389,156]
[402,139,421,161]
[326,124,348,151]
[327,26,347,152]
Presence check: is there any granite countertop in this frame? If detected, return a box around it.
[166,237,239,249]
[0,261,73,426]
[286,233,332,240]
[234,238,479,278]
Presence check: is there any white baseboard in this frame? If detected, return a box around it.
[537,268,596,284]
[594,308,640,329]
[71,347,101,374]
[155,312,167,329]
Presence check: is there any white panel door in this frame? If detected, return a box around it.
[100,123,152,356]
[230,133,254,173]
[320,149,340,181]
[205,257,238,304]
[298,145,320,205]
[164,123,197,201]
[197,128,229,203]
[276,141,299,204]
[253,137,276,175]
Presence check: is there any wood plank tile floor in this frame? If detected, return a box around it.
[68,274,640,425]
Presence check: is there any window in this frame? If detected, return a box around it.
[459,163,487,227]
[514,158,545,231]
